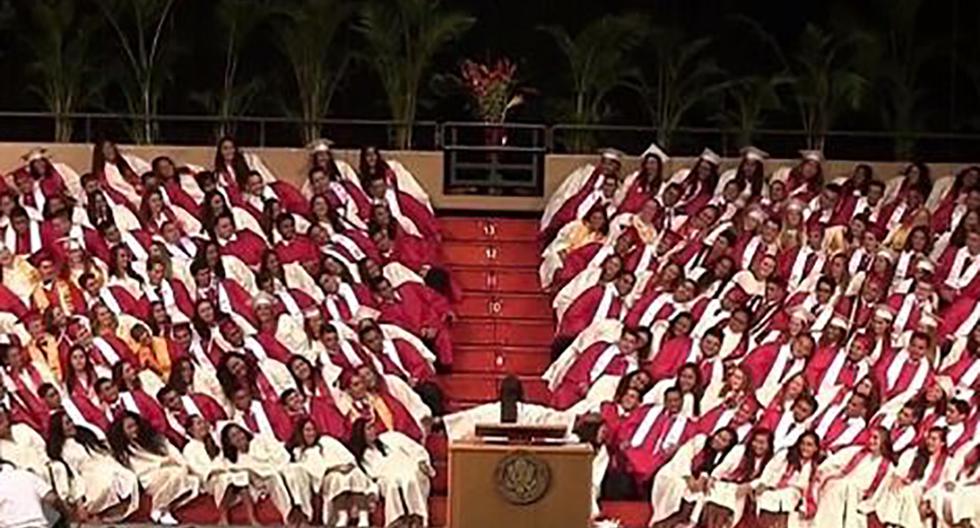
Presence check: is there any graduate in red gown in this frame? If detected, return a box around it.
[555,271,635,343]
[156,384,227,446]
[228,383,294,442]
[550,327,645,410]
[285,355,350,440]
[357,323,434,384]
[619,387,694,487]
[873,331,935,400]
[273,213,320,268]
[211,212,269,268]
[372,277,453,368]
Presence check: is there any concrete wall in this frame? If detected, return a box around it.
[0,142,973,212]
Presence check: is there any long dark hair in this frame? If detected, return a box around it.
[358,146,390,182]
[676,362,705,416]
[85,190,115,227]
[286,417,320,461]
[200,190,230,233]
[786,431,822,473]
[91,139,134,176]
[735,159,764,198]
[213,136,251,188]
[111,361,141,392]
[108,412,167,467]
[909,426,947,481]
[216,353,258,400]
[108,244,144,284]
[637,154,664,195]
[348,418,385,466]
[46,411,108,465]
[692,426,737,476]
[63,345,97,394]
[732,428,774,483]
[220,423,253,463]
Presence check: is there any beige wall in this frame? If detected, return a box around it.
[0,142,973,213]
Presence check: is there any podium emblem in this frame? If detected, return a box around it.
[494,450,551,505]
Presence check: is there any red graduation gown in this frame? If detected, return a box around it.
[556,284,623,339]
[219,230,268,268]
[550,342,632,410]
[274,234,321,268]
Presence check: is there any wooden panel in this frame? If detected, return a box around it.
[453,345,552,375]
[454,294,553,321]
[495,320,555,347]
[450,319,497,345]
[440,217,539,242]
[442,241,541,268]
[452,268,541,293]
[449,442,592,528]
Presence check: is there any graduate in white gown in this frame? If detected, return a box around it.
[220,423,314,524]
[441,375,576,442]
[875,426,954,528]
[649,427,739,528]
[350,419,433,528]
[107,412,200,525]
[750,431,822,528]
[812,426,894,528]
[288,417,377,527]
[700,428,775,528]
[182,415,252,525]
[0,407,50,477]
[46,411,140,522]
[939,441,980,528]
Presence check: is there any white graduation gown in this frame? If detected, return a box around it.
[50,439,140,520]
[293,437,377,524]
[182,438,249,506]
[127,444,200,511]
[227,434,313,521]
[441,401,576,442]
[360,431,431,527]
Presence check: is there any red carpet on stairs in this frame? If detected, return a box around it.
[434,216,651,527]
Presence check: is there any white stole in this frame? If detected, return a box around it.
[92,337,121,364]
[3,221,41,254]
[246,400,274,437]
[638,293,675,327]
[381,340,411,379]
[818,353,868,394]
[946,248,980,290]
[589,344,622,383]
[165,396,204,438]
[760,345,798,390]
[630,405,664,448]
[242,337,269,362]
[592,284,618,327]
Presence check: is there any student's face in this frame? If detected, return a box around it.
[188,416,210,440]
[791,400,814,422]
[69,349,87,371]
[302,421,318,445]
[897,406,916,426]
[220,139,236,161]
[710,430,735,451]
[229,427,249,451]
[750,433,770,456]
[42,390,61,409]
[231,389,251,411]
[845,396,865,418]
[123,417,139,441]
[799,435,819,459]
[925,431,944,453]
[664,391,682,413]
[160,391,180,411]
[619,389,640,410]
[678,368,698,391]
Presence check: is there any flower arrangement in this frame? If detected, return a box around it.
[460,58,524,123]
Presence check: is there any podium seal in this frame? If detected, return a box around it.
[494,450,551,505]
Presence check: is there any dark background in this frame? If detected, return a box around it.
[0,0,977,158]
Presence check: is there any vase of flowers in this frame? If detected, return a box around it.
[460,58,524,146]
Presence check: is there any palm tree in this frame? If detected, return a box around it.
[21,0,104,141]
[716,74,793,148]
[192,0,273,139]
[836,0,934,157]
[358,0,474,148]
[791,24,868,150]
[275,0,355,145]
[95,0,179,143]
[539,14,648,150]
[629,29,733,148]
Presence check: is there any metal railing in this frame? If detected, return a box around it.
[442,122,547,195]
[1,111,979,162]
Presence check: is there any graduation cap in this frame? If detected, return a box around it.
[21,147,50,163]
[699,148,721,165]
[599,148,625,163]
[740,146,769,162]
[789,305,815,325]
[874,304,895,321]
[799,150,825,163]
[307,138,334,153]
[641,143,669,163]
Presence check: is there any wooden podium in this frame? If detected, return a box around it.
[448,425,593,528]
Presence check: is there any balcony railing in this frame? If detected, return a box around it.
[0,111,979,162]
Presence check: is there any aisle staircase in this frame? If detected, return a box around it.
[427,215,652,527]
